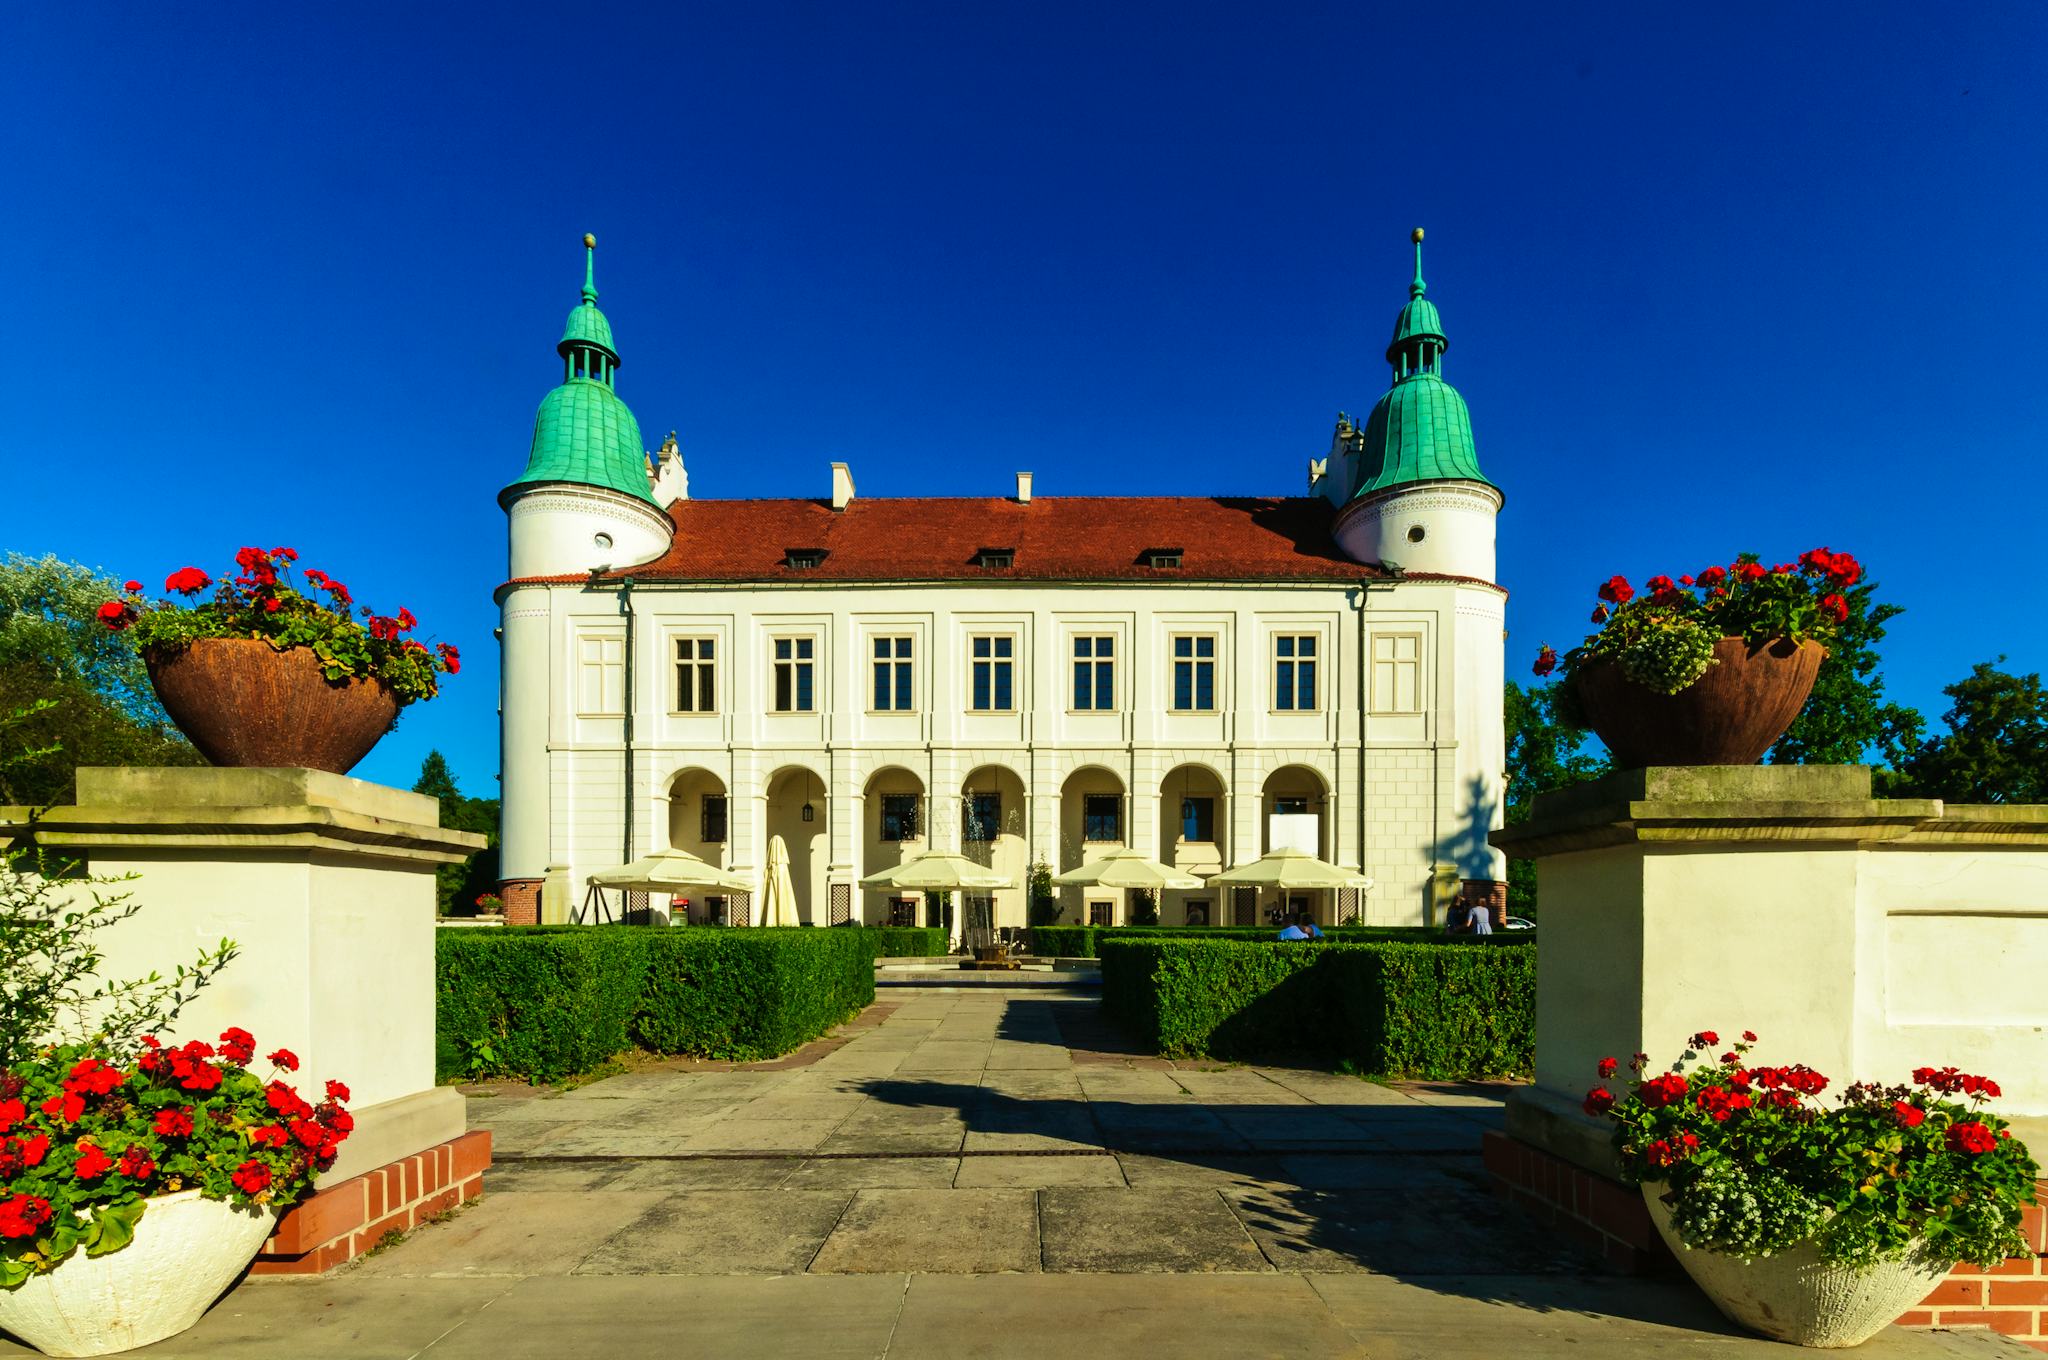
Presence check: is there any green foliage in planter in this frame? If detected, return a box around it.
[1097,937,1534,1079]
[435,926,878,1082]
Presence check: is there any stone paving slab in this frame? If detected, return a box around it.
[808,1188,1039,1274]
[953,1154,1127,1188]
[573,1190,852,1275]
[1038,1187,1270,1273]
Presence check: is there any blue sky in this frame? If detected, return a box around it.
[6,4,2044,792]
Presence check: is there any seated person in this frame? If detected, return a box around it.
[1301,919,1324,939]
[1277,922,1310,941]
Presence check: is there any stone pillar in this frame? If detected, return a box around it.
[1482,765,2048,1303]
[26,766,492,1273]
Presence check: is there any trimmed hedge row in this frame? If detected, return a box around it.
[860,925,949,958]
[1097,936,1535,1079]
[1029,923,1446,959]
[436,927,875,1083]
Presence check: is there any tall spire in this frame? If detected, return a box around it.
[1410,226,1427,299]
[1385,226,1446,376]
[558,231,619,386]
[582,232,599,305]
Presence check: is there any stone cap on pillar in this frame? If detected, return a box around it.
[1487,765,2048,859]
[7,766,486,866]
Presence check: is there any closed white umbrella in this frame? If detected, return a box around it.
[762,835,798,927]
[858,850,1015,892]
[1207,848,1374,892]
[1052,847,1203,891]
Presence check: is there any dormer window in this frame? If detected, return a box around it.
[1142,548,1184,569]
[975,548,1015,570]
[784,548,827,571]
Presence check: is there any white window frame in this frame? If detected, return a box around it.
[1271,633,1321,713]
[1169,633,1218,713]
[576,634,625,716]
[772,635,816,713]
[870,635,916,713]
[672,635,717,715]
[1070,634,1116,712]
[1370,632,1424,714]
[968,634,1016,713]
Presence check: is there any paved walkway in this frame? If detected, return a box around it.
[6,990,2028,1357]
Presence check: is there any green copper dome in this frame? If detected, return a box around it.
[1350,230,1492,500]
[507,235,655,506]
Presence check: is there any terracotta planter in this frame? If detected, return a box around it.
[0,1189,277,1357]
[145,637,399,775]
[1572,636,1824,768]
[1642,1188,1945,1348]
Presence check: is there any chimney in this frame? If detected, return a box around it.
[831,462,855,511]
[1015,471,1033,504]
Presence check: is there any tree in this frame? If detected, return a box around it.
[0,555,200,805]
[1887,660,2048,804]
[412,750,500,913]
[1502,680,1610,917]
[1767,581,1922,769]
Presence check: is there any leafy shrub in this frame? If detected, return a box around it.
[1098,937,1534,1079]
[436,926,876,1082]
[1030,923,1449,959]
[859,926,948,958]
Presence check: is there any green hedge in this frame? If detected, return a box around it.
[1028,923,1448,958]
[860,925,949,958]
[436,926,875,1083]
[1097,936,1535,1079]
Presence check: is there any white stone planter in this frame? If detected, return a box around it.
[0,1189,277,1357]
[1642,1186,1948,1348]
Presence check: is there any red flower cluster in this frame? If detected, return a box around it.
[1913,1067,2001,1099]
[1645,1131,1701,1168]
[72,1142,114,1179]
[1638,1073,1689,1108]
[95,599,134,631]
[1946,1121,1999,1156]
[1531,645,1558,678]
[0,1194,53,1240]
[1583,1087,1616,1116]
[1694,1085,1753,1122]
[1798,546,1863,587]
[1749,1064,1830,1096]
[165,566,212,594]
[1597,575,1634,604]
[1688,1030,1721,1050]
[0,1132,49,1177]
[152,1107,194,1138]
[1893,1101,1927,1129]
[230,1160,272,1195]
[218,1027,256,1065]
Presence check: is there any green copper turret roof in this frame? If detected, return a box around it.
[1350,229,1493,500]
[507,235,656,505]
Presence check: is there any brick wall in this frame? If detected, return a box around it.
[250,1130,492,1275]
[500,879,541,926]
[1485,1130,2048,1350]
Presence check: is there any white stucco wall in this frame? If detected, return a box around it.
[498,572,1509,930]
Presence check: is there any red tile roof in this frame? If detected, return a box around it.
[595,496,1400,584]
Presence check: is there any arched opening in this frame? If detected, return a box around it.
[1059,765,1126,926]
[861,766,927,927]
[764,765,828,926]
[1262,764,1332,927]
[1158,763,1227,926]
[960,764,1028,938]
[663,767,728,924]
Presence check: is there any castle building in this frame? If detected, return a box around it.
[496,230,1506,932]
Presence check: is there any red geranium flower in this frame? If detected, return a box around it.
[437,642,461,674]
[153,1107,194,1138]
[117,1145,155,1179]
[1689,1030,1720,1050]
[0,1194,53,1240]
[42,1092,84,1124]
[96,600,132,630]
[1597,575,1634,604]
[251,1124,289,1149]
[325,1080,351,1103]
[1695,566,1727,589]
[268,1048,299,1072]
[230,1159,272,1195]
[1820,593,1849,623]
[1893,1101,1926,1128]
[1532,645,1558,678]
[1639,1073,1689,1109]
[219,1027,256,1065]
[164,566,212,594]
[1597,1057,1618,1079]
[0,1098,23,1134]
[123,580,143,593]
[1946,1121,1998,1156]
[72,1142,114,1179]
[1582,1087,1616,1116]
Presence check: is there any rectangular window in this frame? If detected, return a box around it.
[964,792,1002,842]
[1082,794,1121,843]
[1088,900,1113,927]
[881,794,921,841]
[1371,633,1422,713]
[1273,634,1318,711]
[871,636,915,711]
[699,794,728,843]
[1171,634,1216,712]
[888,898,916,928]
[772,636,815,713]
[970,635,1014,712]
[1071,635,1115,711]
[576,635,624,715]
[1180,796,1215,844]
[1274,796,1310,815]
[673,637,716,713]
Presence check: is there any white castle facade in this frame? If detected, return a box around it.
[495,233,1507,934]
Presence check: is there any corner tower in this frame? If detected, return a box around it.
[1331,229,1502,582]
[500,234,674,579]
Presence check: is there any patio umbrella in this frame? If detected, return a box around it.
[1206,848,1374,892]
[587,848,755,894]
[858,850,1015,892]
[1051,847,1203,891]
[761,835,798,927]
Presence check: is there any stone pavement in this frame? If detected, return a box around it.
[3,989,2031,1357]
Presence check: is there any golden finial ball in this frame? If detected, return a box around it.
[583,233,596,249]
[1412,227,1425,243]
